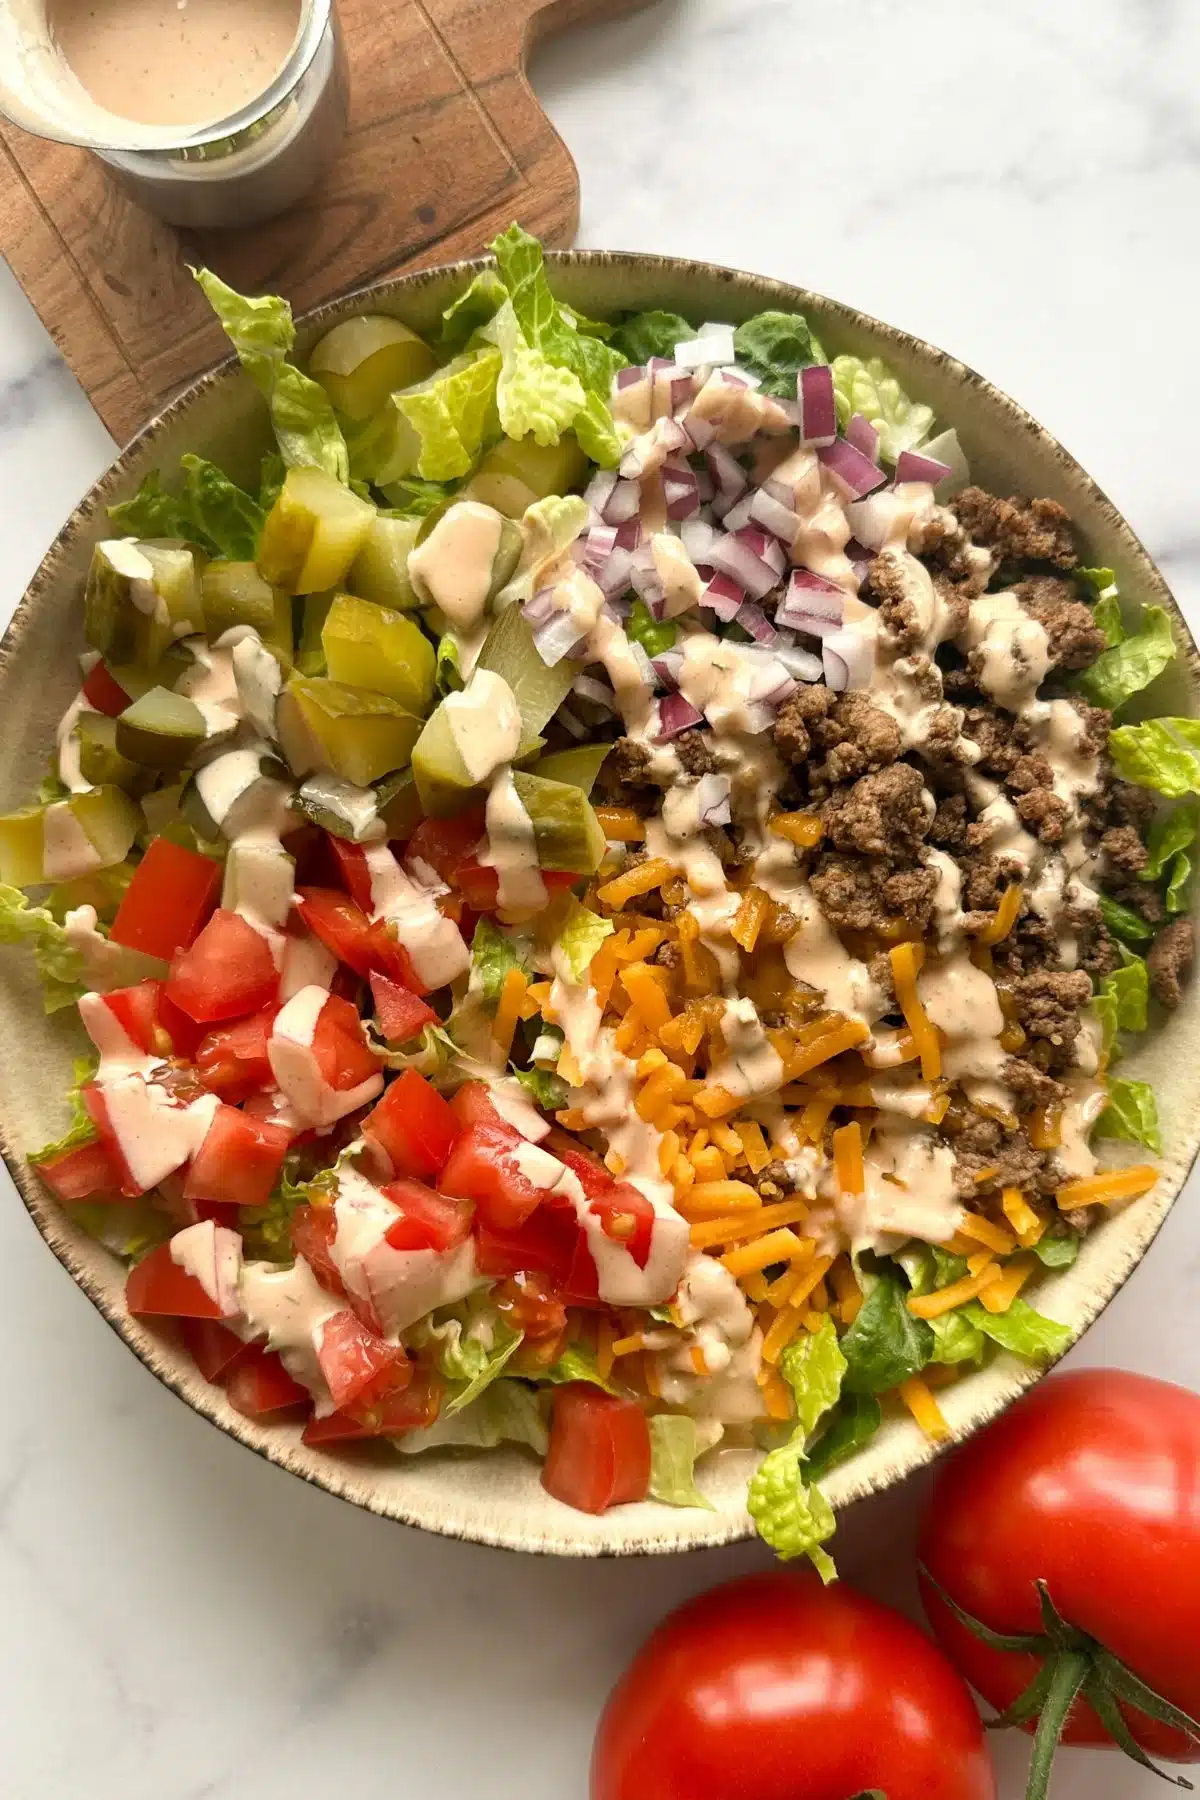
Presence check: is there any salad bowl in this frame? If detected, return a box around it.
[0,249,1195,1555]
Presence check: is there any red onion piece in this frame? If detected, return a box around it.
[522,589,557,627]
[596,546,634,598]
[776,568,845,636]
[845,413,880,463]
[817,437,889,499]
[580,524,617,575]
[612,518,643,552]
[572,675,616,710]
[719,492,756,533]
[682,414,717,452]
[620,417,690,479]
[749,487,802,543]
[627,639,657,688]
[844,491,906,551]
[651,650,683,691]
[602,478,641,525]
[845,538,872,586]
[702,570,745,621]
[680,517,720,564]
[709,531,778,602]
[533,611,588,667]
[662,464,701,520]
[704,442,749,501]
[736,527,786,578]
[629,544,665,610]
[775,644,824,684]
[655,694,704,741]
[556,705,589,739]
[895,449,954,486]
[735,600,779,647]
[584,470,618,516]
[693,467,715,504]
[694,772,732,826]
[821,626,873,692]
[616,365,647,390]
[675,325,736,369]
[798,365,838,446]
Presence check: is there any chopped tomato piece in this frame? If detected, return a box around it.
[552,1140,656,1271]
[101,980,165,1054]
[542,1385,651,1514]
[294,887,420,989]
[302,1369,442,1446]
[181,1317,254,1383]
[81,660,132,717]
[382,1179,473,1253]
[407,812,487,885]
[451,852,501,912]
[126,1243,225,1320]
[290,1204,344,1295]
[166,909,279,1024]
[310,992,380,1091]
[474,1207,579,1286]
[364,1068,459,1179]
[183,1104,291,1209]
[34,1137,123,1202]
[157,988,207,1060]
[329,837,375,911]
[110,838,222,963]
[439,1121,549,1230]
[495,1271,569,1342]
[369,971,437,1044]
[317,1310,410,1413]
[81,1084,142,1196]
[225,1346,310,1418]
[450,1079,508,1132]
[195,1006,279,1102]
[284,823,339,888]
[241,1090,300,1140]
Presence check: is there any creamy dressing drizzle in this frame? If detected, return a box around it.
[268,984,383,1128]
[408,502,504,632]
[480,767,547,914]
[442,668,522,784]
[362,843,470,989]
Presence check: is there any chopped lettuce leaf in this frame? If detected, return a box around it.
[193,268,349,482]
[0,884,87,1013]
[486,298,589,447]
[1078,605,1175,711]
[830,355,934,462]
[440,269,508,350]
[514,1065,570,1110]
[896,1246,982,1363]
[1109,718,1200,797]
[69,1197,173,1263]
[240,1155,336,1261]
[747,1318,842,1575]
[647,1415,715,1509]
[1031,1232,1081,1269]
[611,310,693,364]
[259,453,286,512]
[107,471,193,543]
[497,494,591,608]
[396,1379,548,1456]
[435,633,463,696]
[840,1266,933,1394]
[560,303,615,342]
[733,310,824,398]
[388,347,503,482]
[537,1344,618,1394]
[470,916,528,1009]
[37,767,69,806]
[444,1326,524,1416]
[1166,850,1191,913]
[1142,804,1196,886]
[961,1298,1072,1361]
[1105,950,1149,1035]
[1098,892,1153,946]
[370,1020,459,1080]
[928,1309,987,1366]
[554,897,614,985]
[805,1392,883,1480]
[1076,567,1123,646]
[1076,566,1118,599]
[177,454,264,560]
[932,1246,970,1287]
[1094,1078,1162,1153]
[779,1314,846,1434]
[29,1055,99,1163]
[385,477,459,519]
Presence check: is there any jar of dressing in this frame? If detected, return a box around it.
[0,0,347,228]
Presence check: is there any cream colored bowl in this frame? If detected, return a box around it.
[0,252,1193,1554]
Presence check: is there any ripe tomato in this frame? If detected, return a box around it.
[81,660,132,717]
[439,1120,547,1230]
[166,909,279,1024]
[592,1571,995,1800]
[34,1137,123,1202]
[316,1310,409,1413]
[110,838,221,963]
[920,1369,1200,1771]
[224,1347,310,1419]
[382,1179,473,1253]
[542,1386,650,1514]
[195,1006,279,1102]
[364,1068,459,1179]
[183,1104,291,1209]
[302,1367,441,1446]
[369,971,437,1044]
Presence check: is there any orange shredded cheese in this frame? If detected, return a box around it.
[731,887,771,953]
[688,1198,810,1248]
[832,1120,865,1195]
[899,1376,950,1441]
[594,806,646,843]
[596,1317,616,1381]
[720,1228,808,1277]
[611,1332,646,1358]
[956,1212,1017,1256]
[890,942,941,1081]
[636,1061,689,1122]
[769,810,824,849]
[735,1119,770,1173]
[695,1083,743,1120]
[741,1272,770,1304]
[491,967,527,1058]
[908,1263,1003,1318]
[787,1017,871,1079]
[799,1092,837,1144]
[1029,1102,1064,1151]
[761,1303,807,1364]
[1056,1165,1158,1208]
[761,1368,795,1420]
[978,883,1023,945]
[657,1129,681,1178]
[690,1145,727,1182]
[979,1255,1038,1314]
[596,858,674,909]
[1000,1187,1041,1240]
[685,1179,761,1215]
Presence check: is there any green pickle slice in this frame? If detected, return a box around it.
[512,771,606,873]
[277,676,423,786]
[258,467,375,594]
[115,687,207,771]
[201,561,293,668]
[309,316,437,421]
[320,592,435,715]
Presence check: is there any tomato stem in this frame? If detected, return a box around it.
[1025,1651,1089,1800]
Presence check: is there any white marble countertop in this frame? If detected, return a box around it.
[2,2,1199,1795]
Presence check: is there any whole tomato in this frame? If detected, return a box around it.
[591,1569,996,1800]
[920,1369,1200,1787]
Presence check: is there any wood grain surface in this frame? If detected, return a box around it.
[0,0,632,442]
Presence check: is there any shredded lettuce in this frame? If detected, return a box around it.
[840,1265,933,1394]
[537,1344,618,1394]
[514,1065,570,1110]
[259,452,286,512]
[486,299,590,448]
[746,1317,844,1576]
[553,897,614,985]
[395,1379,548,1456]
[443,1327,524,1416]
[29,1054,99,1163]
[733,310,824,398]
[1102,950,1149,1041]
[1109,718,1200,797]
[240,1156,336,1261]
[1094,1078,1162,1153]
[830,355,934,462]
[1076,568,1124,646]
[1142,804,1196,883]
[960,1298,1072,1361]
[1031,1232,1081,1269]
[610,310,692,364]
[370,1020,458,1080]
[384,477,459,518]
[440,269,508,351]
[69,1197,173,1263]
[805,1392,883,1480]
[0,884,87,1013]
[1078,605,1175,712]
[647,1415,715,1509]
[346,347,503,485]
[896,1246,983,1363]
[928,1309,987,1366]
[1098,892,1153,946]
[1165,851,1191,913]
[470,916,528,1010]
[193,268,349,482]
[111,456,264,560]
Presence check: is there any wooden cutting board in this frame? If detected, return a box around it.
[0,0,634,443]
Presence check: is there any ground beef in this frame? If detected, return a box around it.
[1100,826,1148,875]
[1015,787,1070,843]
[1015,575,1106,671]
[1003,1056,1066,1111]
[1148,918,1194,1009]
[813,694,903,785]
[928,792,970,850]
[674,729,717,777]
[867,952,896,1003]
[651,939,682,971]
[941,1107,1059,1198]
[1108,780,1157,833]
[881,866,940,929]
[1008,969,1092,1048]
[810,854,885,933]
[952,487,1077,570]
[959,851,1020,912]
[866,552,968,652]
[596,737,658,812]
[913,511,995,597]
[746,1160,792,1201]
[1071,906,1120,977]
[990,914,1064,978]
[823,764,933,860]
[920,703,974,770]
[1064,696,1113,758]
[962,705,1020,777]
[773,685,837,767]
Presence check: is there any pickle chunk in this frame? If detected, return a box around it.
[461,435,588,518]
[321,592,435,716]
[76,713,155,796]
[84,539,204,667]
[407,503,522,630]
[0,806,47,886]
[511,771,606,873]
[309,316,437,421]
[347,514,421,610]
[115,687,207,771]
[258,468,375,595]
[277,675,423,786]
[201,561,293,668]
[411,669,522,817]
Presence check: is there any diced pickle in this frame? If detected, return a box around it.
[408,508,523,612]
[511,772,606,873]
[320,592,436,715]
[84,539,204,667]
[347,514,421,610]
[66,786,142,869]
[108,641,196,703]
[115,686,207,771]
[290,773,382,842]
[294,591,334,676]
[308,316,437,422]
[461,435,589,518]
[477,604,577,756]
[201,561,293,668]
[258,467,375,595]
[0,806,45,886]
[223,840,295,928]
[179,749,285,843]
[276,676,423,786]
[409,704,477,819]
[531,744,613,796]
[48,862,135,924]
[375,767,423,840]
[76,713,155,796]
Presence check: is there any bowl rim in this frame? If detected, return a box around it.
[2,246,1196,1556]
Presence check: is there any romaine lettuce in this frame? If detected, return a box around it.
[647,1415,714,1509]
[537,1344,619,1394]
[733,310,824,398]
[830,355,934,461]
[1094,1078,1162,1153]
[470,916,528,1009]
[840,1266,933,1394]
[1031,1232,1080,1270]
[553,897,613,986]
[1078,605,1175,711]
[1109,718,1200,797]
[395,1379,548,1456]
[440,269,508,351]
[804,1392,883,1480]
[610,310,692,364]
[1098,892,1153,946]
[514,1065,570,1110]
[746,1319,844,1576]
[0,884,87,1013]
[1076,568,1124,646]
[960,1297,1072,1360]
[29,1054,99,1163]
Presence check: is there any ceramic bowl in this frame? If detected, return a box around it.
[1,252,1194,1555]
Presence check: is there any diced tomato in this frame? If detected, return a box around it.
[301,1369,441,1446]
[407,812,487,886]
[294,887,419,990]
[317,1310,410,1413]
[382,1179,473,1253]
[284,823,339,888]
[101,980,165,1055]
[81,660,132,717]
[328,837,375,911]
[157,989,207,1060]
[451,852,501,912]
[369,971,437,1044]
[34,1136,123,1202]
[364,1068,459,1179]
[181,1316,254,1383]
[474,1206,579,1286]
[241,1090,300,1141]
[110,837,222,963]
[450,1079,508,1132]
[195,1006,278,1102]
[495,1270,569,1342]
[542,1385,651,1514]
[290,1204,344,1296]
[552,1139,656,1271]
[166,909,279,1024]
[126,1243,225,1320]
[183,1104,291,1209]
[81,1084,141,1196]
[225,1346,310,1419]
[439,1121,550,1230]
[310,993,381,1092]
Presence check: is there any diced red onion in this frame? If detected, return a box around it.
[740,702,777,734]
[620,417,690,479]
[736,527,786,578]
[572,675,616,710]
[662,463,701,520]
[522,589,557,627]
[704,442,749,501]
[918,427,970,495]
[845,538,872,587]
[775,644,824,683]
[843,492,906,552]
[629,543,665,612]
[719,491,756,533]
[675,324,736,369]
[817,438,889,499]
[682,414,717,452]
[821,626,873,693]
[584,470,618,517]
[651,650,683,690]
[797,365,838,447]
[627,639,657,688]
[895,448,954,486]
[656,693,704,740]
[612,518,642,551]
[680,517,720,564]
[722,367,761,390]
[736,600,779,647]
[616,365,647,390]
[693,467,715,504]
[601,596,630,622]
[845,413,880,463]
[602,478,641,525]
[556,705,589,739]
[694,772,732,826]
[749,486,801,543]
[648,359,695,418]
[702,570,745,621]
[596,546,634,598]
[709,531,778,602]
[776,568,845,636]
[532,611,587,667]
[580,524,617,575]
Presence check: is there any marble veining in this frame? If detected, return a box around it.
[0,1,1197,1794]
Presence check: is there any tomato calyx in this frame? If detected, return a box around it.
[920,1566,1200,1800]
